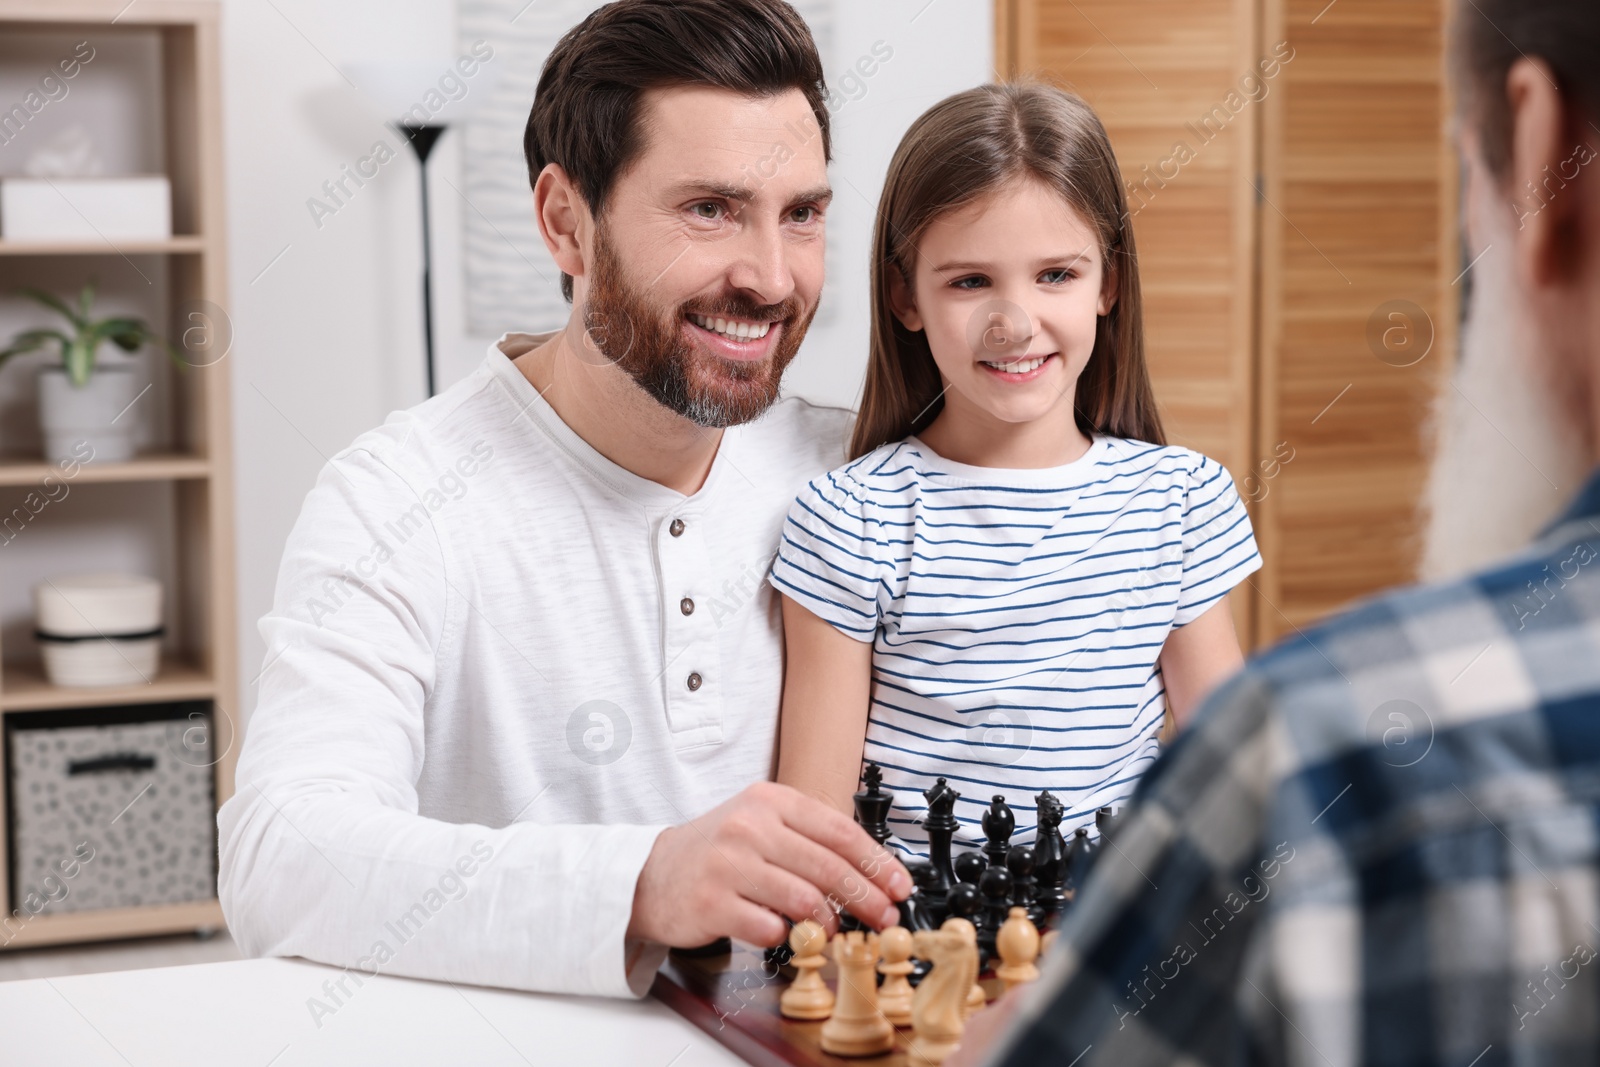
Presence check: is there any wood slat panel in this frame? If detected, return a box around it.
[999,0,1458,648]
[1254,0,1457,641]
[1002,0,1262,643]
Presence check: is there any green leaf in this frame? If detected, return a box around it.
[64,336,94,387]
[0,328,71,371]
[79,280,96,319]
[92,317,150,353]
[17,287,86,331]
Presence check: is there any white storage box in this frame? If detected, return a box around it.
[34,574,164,688]
[6,703,216,914]
[0,176,172,241]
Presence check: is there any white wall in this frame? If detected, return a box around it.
[221,0,993,722]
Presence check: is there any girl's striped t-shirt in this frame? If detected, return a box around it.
[768,434,1262,858]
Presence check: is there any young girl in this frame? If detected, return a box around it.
[769,83,1260,857]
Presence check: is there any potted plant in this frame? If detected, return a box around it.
[0,283,178,464]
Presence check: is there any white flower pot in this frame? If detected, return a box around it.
[37,365,139,465]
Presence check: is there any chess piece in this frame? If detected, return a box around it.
[842,765,896,934]
[953,850,986,886]
[1096,805,1116,845]
[821,931,896,1056]
[901,861,940,986]
[942,881,987,1004]
[938,917,989,1018]
[945,883,982,933]
[1033,792,1068,923]
[981,795,1015,869]
[877,925,915,1028]
[855,762,894,849]
[922,778,961,921]
[996,907,1041,991]
[1063,827,1092,900]
[909,926,978,1067]
[976,863,1013,961]
[1005,844,1039,920]
[779,920,834,1021]
[762,936,794,973]
[900,860,939,932]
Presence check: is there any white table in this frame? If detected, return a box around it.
[0,956,747,1066]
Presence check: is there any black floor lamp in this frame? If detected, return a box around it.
[400,122,446,398]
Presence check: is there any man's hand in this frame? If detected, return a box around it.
[628,781,912,948]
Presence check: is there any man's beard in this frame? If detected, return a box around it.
[1418,188,1591,581]
[582,228,814,428]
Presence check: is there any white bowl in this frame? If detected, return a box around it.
[40,637,161,688]
[35,573,162,636]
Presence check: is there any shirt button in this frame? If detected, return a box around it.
[680,597,695,616]
[687,672,703,691]
[669,518,685,537]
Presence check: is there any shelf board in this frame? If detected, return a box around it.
[0,899,223,951]
[0,235,205,257]
[1,659,215,712]
[0,452,210,487]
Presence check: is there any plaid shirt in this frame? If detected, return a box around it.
[990,469,1600,1067]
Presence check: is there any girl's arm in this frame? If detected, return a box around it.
[776,594,875,819]
[1157,596,1246,730]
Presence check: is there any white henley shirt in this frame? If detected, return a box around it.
[218,334,852,998]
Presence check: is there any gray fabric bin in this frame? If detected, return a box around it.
[6,702,217,915]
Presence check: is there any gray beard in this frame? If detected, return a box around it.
[1418,203,1590,581]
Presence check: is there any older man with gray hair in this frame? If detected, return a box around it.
[963,1,1600,1064]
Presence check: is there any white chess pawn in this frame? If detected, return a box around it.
[877,925,916,1028]
[779,920,834,1021]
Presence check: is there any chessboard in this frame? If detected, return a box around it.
[652,943,998,1066]
[650,767,1115,1066]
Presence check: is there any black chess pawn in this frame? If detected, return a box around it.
[1005,844,1043,925]
[899,860,939,932]
[953,850,987,886]
[981,795,1015,869]
[1033,792,1068,924]
[946,881,982,924]
[854,762,894,849]
[976,863,1013,962]
[922,778,961,920]
[1063,826,1092,900]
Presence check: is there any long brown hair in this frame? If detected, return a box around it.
[849,82,1165,460]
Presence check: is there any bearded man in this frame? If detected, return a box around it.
[958,1,1600,1063]
[218,0,908,998]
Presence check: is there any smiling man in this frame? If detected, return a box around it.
[218,0,909,999]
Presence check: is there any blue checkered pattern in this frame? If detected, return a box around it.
[989,470,1600,1067]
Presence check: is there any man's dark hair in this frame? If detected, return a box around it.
[1455,0,1600,177]
[525,0,831,302]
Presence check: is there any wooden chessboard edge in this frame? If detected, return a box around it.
[651,967,797,1067]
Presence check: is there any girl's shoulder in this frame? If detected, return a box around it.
[1093,436,1226,483]
[805,438,932,497]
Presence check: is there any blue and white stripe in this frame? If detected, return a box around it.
[770,434,1261,857]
